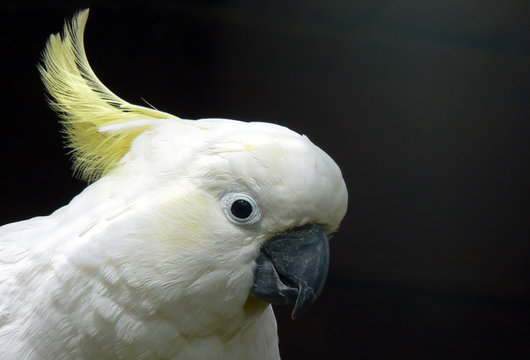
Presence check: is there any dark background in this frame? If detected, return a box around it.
[2,1,529,359]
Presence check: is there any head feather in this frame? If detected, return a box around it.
[38,9,178,182]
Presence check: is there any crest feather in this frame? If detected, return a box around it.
[38,9,178,182]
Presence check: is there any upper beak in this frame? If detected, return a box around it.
[250,223,329,319]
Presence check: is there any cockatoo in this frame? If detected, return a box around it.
[0,9,347,360]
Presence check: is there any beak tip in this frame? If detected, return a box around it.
[290,284,319,319]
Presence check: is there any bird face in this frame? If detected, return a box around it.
[109,118,347,322]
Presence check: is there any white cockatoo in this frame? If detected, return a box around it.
[0,9,347,360]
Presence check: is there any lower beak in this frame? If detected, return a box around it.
[250,224,329,319]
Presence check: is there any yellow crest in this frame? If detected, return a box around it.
[38,9,178,182]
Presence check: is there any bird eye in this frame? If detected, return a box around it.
[231,199,253,219]
[221,192,261,225]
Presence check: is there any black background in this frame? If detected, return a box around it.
[2,1,529,359]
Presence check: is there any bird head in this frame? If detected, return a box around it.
[110,118,348,320]
[39,9,348,332]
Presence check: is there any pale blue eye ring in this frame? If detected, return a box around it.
[221,192,261,225]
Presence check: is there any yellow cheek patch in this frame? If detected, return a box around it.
[147,188,220,249]
[243,144,255,152]
[38,9,178,182]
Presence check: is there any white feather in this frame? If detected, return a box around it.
[1,117,347,359]
[1,9,347,359]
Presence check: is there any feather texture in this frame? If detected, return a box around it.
[38,9,177,182]
[0,8,348,359]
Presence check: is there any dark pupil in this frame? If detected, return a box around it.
[231,199,253,219]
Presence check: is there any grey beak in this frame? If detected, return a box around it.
[250,224,329,319]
